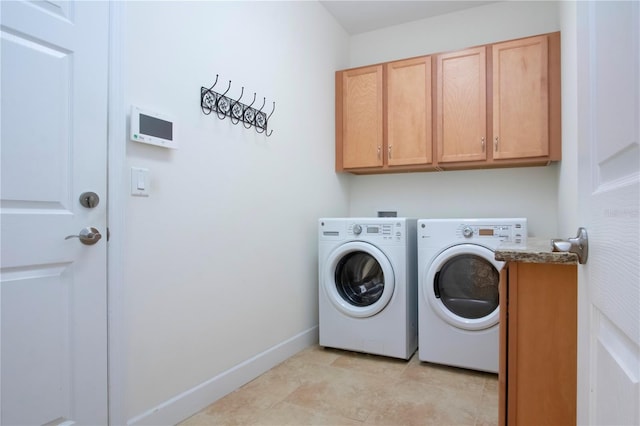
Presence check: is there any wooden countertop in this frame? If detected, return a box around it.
[495,237,579,265]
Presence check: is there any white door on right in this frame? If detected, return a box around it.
[576,1,639,424]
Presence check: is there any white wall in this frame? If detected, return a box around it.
[116,1,578,423]
[558,1,580,236]
[346,166,558,237]
[346,1,562,238]
[121,2,349,423]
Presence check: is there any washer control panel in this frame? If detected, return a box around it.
[348,222,401,241]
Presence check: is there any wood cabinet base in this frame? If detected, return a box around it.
[499,262,577,425]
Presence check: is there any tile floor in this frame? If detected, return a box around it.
[178,345,498,426]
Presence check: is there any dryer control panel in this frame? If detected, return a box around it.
[456,221,526,244]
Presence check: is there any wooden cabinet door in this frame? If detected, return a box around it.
[500,262,577,426]
[386,56,432,166]
[338,65,383,169]
[436,46,487,163]
[492,35,549,160]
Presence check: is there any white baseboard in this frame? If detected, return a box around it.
[127,326,318,426]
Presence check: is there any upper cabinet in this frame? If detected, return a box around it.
[335,31,561,174]
[336,56,433,173]
[492,35,551,160]
[336,65,383,170]
[436,46,487,163]
[386,56,433,168]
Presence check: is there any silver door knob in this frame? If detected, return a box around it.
[65,227,102,245]
[551,227,588,264]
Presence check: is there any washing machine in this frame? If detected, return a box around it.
[417,218,527,373]
[318,218,418,359]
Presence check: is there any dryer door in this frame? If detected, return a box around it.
[324,241,395,318]
[423,244,504,330]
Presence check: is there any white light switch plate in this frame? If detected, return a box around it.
[131,167,149,196]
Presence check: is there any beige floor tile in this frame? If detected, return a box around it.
[185,400,363,426]
[483,374,499,393]
[181,402,268,426]
[254,401,363,426]
[329,349,412,380]
[475,385,499,426]
[286,345,343,366]
[277,354,364,386]
[179,412,218,426]
[202,350,349,414]
[176,345,500,426]
[365,377,483,425]
[284,366,390,422]
[402,358,491,394]
[200,374,293,413]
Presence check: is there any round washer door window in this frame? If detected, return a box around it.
[423,244,504,330]
[324,241,395,318]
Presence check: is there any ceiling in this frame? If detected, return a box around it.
[319,1,499,35]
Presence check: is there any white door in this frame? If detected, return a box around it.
[0,1,109,424]
[576,1,640,424]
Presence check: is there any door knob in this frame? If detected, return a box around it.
[551,227,588,264]
[65,227,102,245]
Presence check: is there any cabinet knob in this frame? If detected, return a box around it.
[495,136,499,151]
[388,145,392,159]
[481,137,485,152]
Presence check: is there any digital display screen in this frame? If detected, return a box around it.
[479,229,494,236]
[140,113,173,140]
[367,226,379,233]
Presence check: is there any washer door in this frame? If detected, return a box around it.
[324,241,395,318]
[423,244,504,330]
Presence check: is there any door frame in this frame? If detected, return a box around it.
[107,2,126,424]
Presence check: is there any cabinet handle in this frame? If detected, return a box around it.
[388,145,392,159]
[495,136,499,151]
[481,137,485,152]
[377,146,381,159]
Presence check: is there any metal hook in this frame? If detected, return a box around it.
[221,80,231,98]
[215,80,233,120]
[201,74,220,115]
[247,92,257,109]
[207,74,219,91]
[265,102,275,137]
[257,97,266,113]
[267,102,276,121]
[254,98,268,134]
[230,86,245,124]
[201,75,275,137]
[200,87,215,115]
[242,93,257,129]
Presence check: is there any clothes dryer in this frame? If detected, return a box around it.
[417,218,527,373]
[318,218,418,359]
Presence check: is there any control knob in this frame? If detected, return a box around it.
[462,226,474,238]
[353,224,362,235]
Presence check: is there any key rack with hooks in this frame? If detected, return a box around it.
[201,74,275,137]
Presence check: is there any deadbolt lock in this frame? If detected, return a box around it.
[79,191,99,208]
